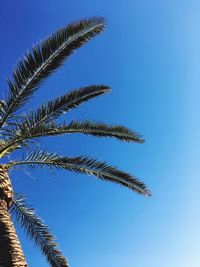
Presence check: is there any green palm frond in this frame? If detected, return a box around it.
[60,121,145,142]
[18,85,110,129]
[0,100,7,117]
[0,139,21,158]
[16,120,144,143]
[6,150,151,197]
[0,86,110,157]
[0,119,143,157]
[1,119,143,157]
[11,194,69,267]
[0,17,105,129]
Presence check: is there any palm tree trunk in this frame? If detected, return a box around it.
[0,166,28,266]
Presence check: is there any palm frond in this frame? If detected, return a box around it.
[17,120,144,143]
[18,85,110,130]
[6,150,151,197]
[0,139,21,158]
[0,85,110,157]
[0,104,144,158]
[60,121,145,143]
[0,17,105,129]
[11,194,69,267]
[0,84,109,141]
[0,100,7,117]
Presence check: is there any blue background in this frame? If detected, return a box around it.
[0,1,200,266]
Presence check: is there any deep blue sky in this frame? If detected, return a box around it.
[0,1,200,266]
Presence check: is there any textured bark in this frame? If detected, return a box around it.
[0,165,28,267]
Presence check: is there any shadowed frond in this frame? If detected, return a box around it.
[0,101,7,117]
[15,120,144,143]
[0,109,145,159]
[18,85,110,129]
[6,150,151,197]
[11,194,69,267]
[0,17,105,129]
[59,121,145,142]
[0,86,110,157]
[0,119,143,157]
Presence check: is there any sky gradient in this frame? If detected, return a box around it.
[0,1,200,267]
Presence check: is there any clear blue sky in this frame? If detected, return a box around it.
[0,1,200,266]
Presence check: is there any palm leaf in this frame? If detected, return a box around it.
[18,85,110,130]
[16,120,144,143]
[11,194,69,267]
[0,118,143,157]
[0,140,21,158]
[1,119,143,156]
[0,100,7,117]
[0,17,105,129]
[0,85,111,157]
[6,150,151,197]
[59,121,144,142]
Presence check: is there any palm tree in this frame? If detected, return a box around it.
[0,17,151,266]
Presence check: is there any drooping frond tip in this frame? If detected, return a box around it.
[0,17,106,129]
[7,150,151,197]
[11,194,69,267]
